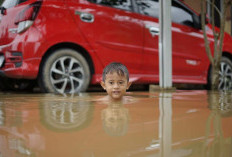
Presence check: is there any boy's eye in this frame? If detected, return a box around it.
[118,81,125,85]
[108,81,114,85]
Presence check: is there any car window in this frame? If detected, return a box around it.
[2,0,17,8]
[89,0,132,11]
[136,0,194,27]
[1,0,28,8]
[18,0,28,5]
[136,0,159,18]
[172,1,194,27]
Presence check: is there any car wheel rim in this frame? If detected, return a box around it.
[50,56,84,93]
[219,61,232,90]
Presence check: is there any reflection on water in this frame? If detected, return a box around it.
[208,91,232,117]
[101,102,129,137]
[204,91,232,157]
[0,91,231,157]
[8,138,34,156]
[40,95,94,131]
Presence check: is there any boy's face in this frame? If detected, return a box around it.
[101,72,131,101]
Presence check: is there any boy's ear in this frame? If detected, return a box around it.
[127,82,132,90]
[100,81,106,90]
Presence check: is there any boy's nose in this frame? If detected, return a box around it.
[113,83,119,88]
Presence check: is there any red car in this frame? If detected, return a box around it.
[0,0,232,93]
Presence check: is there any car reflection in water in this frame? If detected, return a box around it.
[40,94,94,132]
[0,91,232,157]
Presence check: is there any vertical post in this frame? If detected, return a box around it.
[159,0,172,88]
[159,92,172,157]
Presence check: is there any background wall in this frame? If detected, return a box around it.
[184,0,201,13]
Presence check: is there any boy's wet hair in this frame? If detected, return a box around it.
[102,62,129,82]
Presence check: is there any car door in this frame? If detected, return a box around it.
[67,0,144,75]
[170,1,209,83]
[136,0,209,83]
[135,0,160,82]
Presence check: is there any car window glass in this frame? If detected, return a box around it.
[18,0,28,5]
[89,0,132,11]
[136,0,159,18]
[172,1,194,26]
[1,0,17,8]
[136,0,194,27]
[1,0,28,8]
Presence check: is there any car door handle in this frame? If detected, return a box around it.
[146,25,159,37]
[75,10,94,23]
[80,13,94,23]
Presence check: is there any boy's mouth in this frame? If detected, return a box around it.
[113,91,120,94]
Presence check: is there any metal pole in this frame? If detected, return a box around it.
[159,92,172,157]
[159,0,172,88]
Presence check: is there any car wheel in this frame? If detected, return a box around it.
[209,56,232,90]
[38,49,91,94]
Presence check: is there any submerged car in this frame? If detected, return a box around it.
[0,0,232,93]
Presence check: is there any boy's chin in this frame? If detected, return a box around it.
[110,95,123,101]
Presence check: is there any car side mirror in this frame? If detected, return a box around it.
[192,14,202,29]
[194,13,209,29]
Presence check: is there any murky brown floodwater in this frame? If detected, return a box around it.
[0,90,232,157]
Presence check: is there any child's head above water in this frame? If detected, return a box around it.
[102,62,129,82]
[101,62,131,102]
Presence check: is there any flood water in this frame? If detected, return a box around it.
[0,90,232,157]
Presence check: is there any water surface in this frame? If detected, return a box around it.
[0,90,232,157]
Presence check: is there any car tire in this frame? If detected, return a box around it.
[38,49,91,94]
[208,56,232,90]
